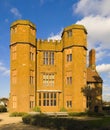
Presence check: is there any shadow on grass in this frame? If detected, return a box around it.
[0,122,49,130]
[22,114,110,130]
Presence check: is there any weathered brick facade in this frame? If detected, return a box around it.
[9,20,102,113]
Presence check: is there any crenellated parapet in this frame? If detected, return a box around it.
[37,39,62,51]
[37,39,61,44]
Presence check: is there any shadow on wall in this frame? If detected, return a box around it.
[81,83,102,112]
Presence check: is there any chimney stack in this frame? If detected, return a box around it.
[89,49,96,70]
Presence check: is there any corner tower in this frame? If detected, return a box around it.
[9,20,36,112]
[62,24,87,112]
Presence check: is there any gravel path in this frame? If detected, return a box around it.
[0,113,50,130]
[0,113,22,125]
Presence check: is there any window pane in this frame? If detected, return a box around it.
[39,100,41,106]
[43,52,48,65]
[51,93,53,98]
[70,77,72,84]
[50,52,54,65]
[70,54,72,61]
[47,93,49,98]
[51,100,53,106]
[67,55,69,62]
[43,93,46,98]
[47,100,49,106]
[39,93,41,99]
[68,30,72,37]
[43,100,46,106]
[67,77,69,84]
[54,100,56,106]
[54,93,56,98]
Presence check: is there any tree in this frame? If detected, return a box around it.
[81,84,102,112]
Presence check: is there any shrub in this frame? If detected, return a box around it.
[22,114,51,127]
[22,114,32,124]
[33,106,41,112]
[87,111,105,117]
[30,114,52,127]
[10,112,27,117]
[22,114,86,129]
[0,105,7,112]
[60,107,67,112]
[69,112,87,117]
[22,113,109,130]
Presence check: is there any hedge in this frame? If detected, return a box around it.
[0,105,7,112]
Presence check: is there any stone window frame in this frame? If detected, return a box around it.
[38,92,57,106]
[66,100,72,108]
[43,51,54,65]
[43,73,54,87]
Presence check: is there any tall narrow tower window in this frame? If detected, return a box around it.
[12,95,17,108]
[12,45,16,60]
[67,30,72,37]
[43,51,54,65]
[30,70,34,84]
[11,27,17,34]
[67,54,72,62]
[29,95,34,109]
[67,76,72,85]
[30,52,34,61]
[30,46,35,61]
[12,69,17,84]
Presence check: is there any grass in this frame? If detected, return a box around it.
[10,112,27,117]
[88,117,110,128]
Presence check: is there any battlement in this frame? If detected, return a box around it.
[37,39,61,44]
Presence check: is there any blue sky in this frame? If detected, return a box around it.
[0,0,110,101]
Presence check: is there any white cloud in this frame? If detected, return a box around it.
[103,94,110,102]
[96,50,107,61]
[96,64,110,73]
[74,0,110,17]
[0,62,10,76]
[3,70,10,76]
[73,0,110,62]
[10,8,22,19]
[48,28,63,41]
[103,86,110,92]
[101,85,110,101]
[76,16,110,50]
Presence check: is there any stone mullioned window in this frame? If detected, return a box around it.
[43,51,54,65]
